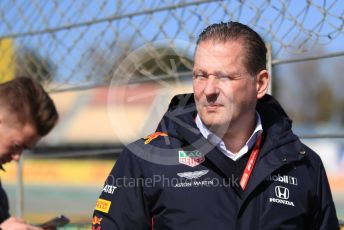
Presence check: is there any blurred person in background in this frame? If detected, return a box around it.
[93,22,339,229]
[0,77,58,230]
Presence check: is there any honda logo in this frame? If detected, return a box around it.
[275,186,289,199]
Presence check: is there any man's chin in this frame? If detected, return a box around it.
[204,121,230,135]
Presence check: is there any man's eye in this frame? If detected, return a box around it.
[193,73,206,80]
[218,75,230,80]
[13,143,22,151]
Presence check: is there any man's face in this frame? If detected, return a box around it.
[0,117,40,166]
[193,40,258,133]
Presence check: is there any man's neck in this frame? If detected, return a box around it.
[220,113,257,154]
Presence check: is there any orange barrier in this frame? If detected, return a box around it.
[328,174,344,192]
[0,159,115,186]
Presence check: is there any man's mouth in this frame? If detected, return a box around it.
[205,103,223,110]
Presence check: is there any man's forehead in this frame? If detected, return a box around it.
[196,39,244,53]
[194,41,246,70]
[0,109,27,125]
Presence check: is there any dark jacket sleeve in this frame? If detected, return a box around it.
[0,181,10,223]
[92,148,151,230]
[310,162,339,230]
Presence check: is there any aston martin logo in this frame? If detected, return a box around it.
[177,170,209,179]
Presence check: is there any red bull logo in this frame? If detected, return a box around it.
[92,215,102,225]
[144,132,168,144]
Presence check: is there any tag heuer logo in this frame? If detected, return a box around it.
[178,150,205,167]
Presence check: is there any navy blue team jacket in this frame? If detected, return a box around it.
[92,94,339,229]
[0,181,10,224]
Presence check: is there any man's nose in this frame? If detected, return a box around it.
[203,76,219,96]
[11,152,22,162]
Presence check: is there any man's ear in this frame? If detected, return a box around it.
[256,70,269,99]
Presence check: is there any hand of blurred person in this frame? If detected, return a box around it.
[0,216,44,230]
